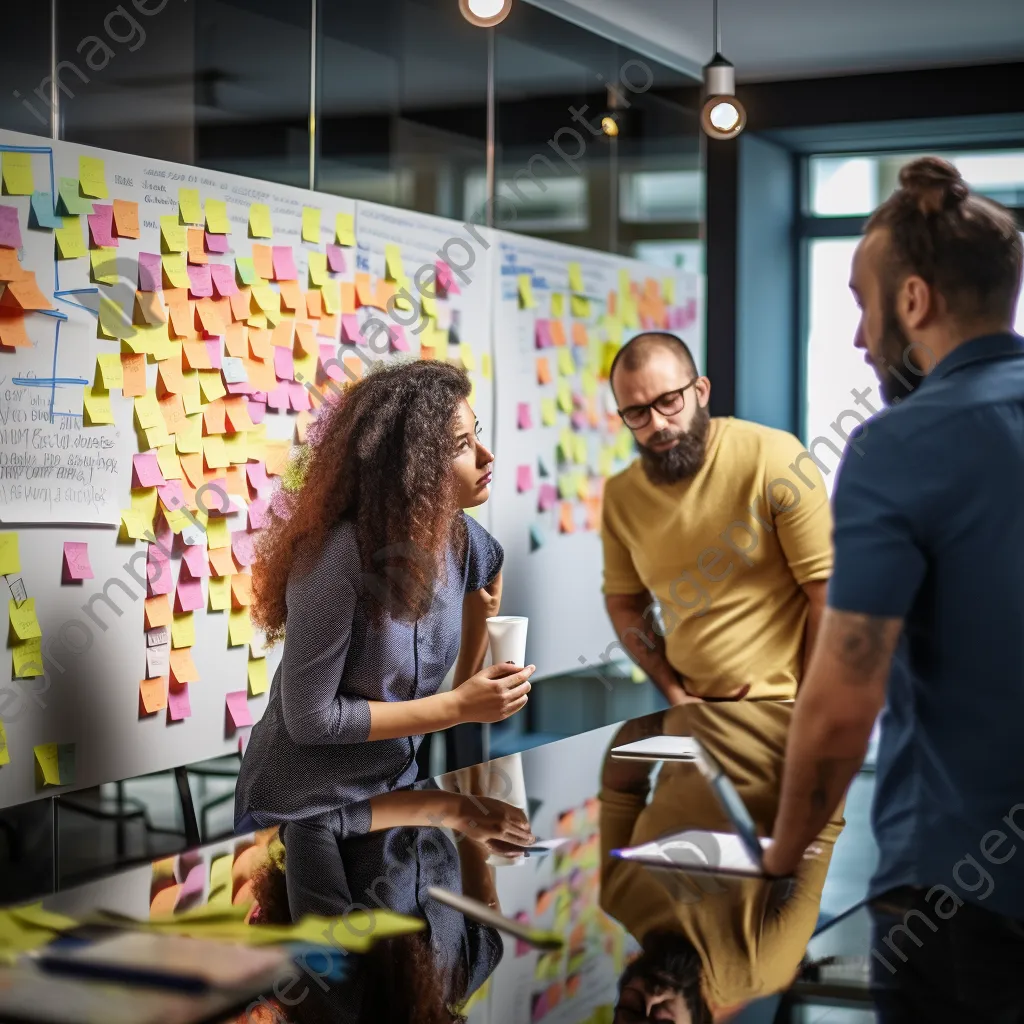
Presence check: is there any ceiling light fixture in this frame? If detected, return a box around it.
[459,0,513,28]
[601,114,620,138]
[701,0,745,140]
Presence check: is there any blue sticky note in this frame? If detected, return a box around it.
[529,524,546,552]
[30,192,63,230]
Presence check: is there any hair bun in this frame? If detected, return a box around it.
[899,156,969,213]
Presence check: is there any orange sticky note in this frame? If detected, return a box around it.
[0,310,32,349]
[209,547,236,576]
[245,357,276,393]
[224,320,247,357]
[140,676,168,714]
[196,298,226,336]
[293,321,316,356]
[178,453,204,487]
[112,199,140,238]
[168,302,194,339]
[248,327,271,360]
[229,287,250,322]
[264,442,290,476]
[159,393,188,434]
[536,357,552,384]
[317,314,338,339]
[572,322,588,347]
[144,594,173,629]
[306,290,323,319]
[251,244,274,281]
[182,340,212,370]
[1,275,55,312]
[558,502,576,534]
[187,227,208,265]
[169,647,200,683]
[157,353,184,395]
[135,290,167,325]
[203,399,227,435]
[550,321,567,347]
[231,574,252,608]
[343,352,363,381]
[120,353,147,397]
[339,282,357,314]
[271,319,294,349]
[278,280,303,311]
[223,396,254,432]
[354,273,373,307]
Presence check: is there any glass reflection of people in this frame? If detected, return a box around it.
[248,788,532,1023]
[235,361,535,833]
[599,705,843,1022]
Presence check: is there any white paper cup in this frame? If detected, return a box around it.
[486,616,529,668]
[482,753,529,867]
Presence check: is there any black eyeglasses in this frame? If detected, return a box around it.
[617,380,699,430]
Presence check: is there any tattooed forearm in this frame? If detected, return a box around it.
[832,611,901,677]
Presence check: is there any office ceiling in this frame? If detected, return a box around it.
[526,0,1024,82]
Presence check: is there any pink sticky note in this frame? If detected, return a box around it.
[326,244,345,273]
[271,246,298,281]
[205,231,229,254]
[319,344,343,381]
[87,204,117,247]
[226,379,254,396]
[341,314,362,345]
[209,263,238,297]
[187,263,213,297]
[175,575,205,613]
[516,465,534,493]
[138,252,163,292]
[273,347,294,381]
[132,452,166,488]
[535,320,553,349]
[517,402,533,430]
[288,381,312,412]
[0,206,23,250]
[248,498,269,530]
[158,480,187,512]
[205,339,223,367]
[181,545,209,578]
[168,681,192,721]
[265,384,289,411]
[247,397,267,425]
[389,325,409,353]
[231,530,256,567]
[178,862,205,900]
[531,993,549,1023]
[538,483,557,511]
[570,411,587,430]
[435,259,459,295]
[62,541,94,581]
[226,691,253,729]
[514,913,532,956]
[246,462,271,494]
[147,547,173,596]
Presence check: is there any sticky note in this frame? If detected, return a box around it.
[298,206,322,244]
[228,607,253,646]
[517,402,532,430]
[2,152,34,195]
[78,156,108,199]
[535,357,552,385]
[160,215,187,253]
[225,690,253,729]
[203,198,229,234]
[177,188,202,226]
[558,503,576,533]
[535,320,553,349]
[538,483,557,511]
[528,523,545,552]
[518,274,535,310]
[30,192,63,230]
[140,676,168,714]
[568,262,584,294]
[61,542,93,582]
[166,681,191,722]
[35,743,61,786]
[272,246,298,281]
[558,348,575,376]
[9,598,42,640]
[571,295,591,318]
[335,212,355,246]
[171,612,195,648]
[146,640,169,678]
[0,720,8,766]
[87,204,117,247]
[550,292,565,318]
[540,398,557,426]
[249,203,272,238]
[109,198,139,239]
[55,217,86,259]
[516,465,534,493]
[13,637,44,677]
[0,533,20,575]
[169,647,199,684]
[557,380,573,413]
[207,575,230,611]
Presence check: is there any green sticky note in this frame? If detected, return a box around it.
[234,257,257,286]
[55,217,86,260]
[0,533,20,575]
[557,474,576,500]
[178,188,203,225]
[57,178,94,216]
[78,156,108,199]
[205,198,230,234]
[2,151,34,195]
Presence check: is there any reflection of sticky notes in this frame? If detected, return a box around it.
[140,676,168,714]
[35,743,61,786]
[568,262,584,294]
[78,156,108,199]
[249,203,272,238]
[2,152,34,195]
[517,402,532,430]
[226,690,253,729]
[248,657,268,696]
[540,398,557,426]
[559,502,576,533]
[229,607,253,646]
[9,598,42,640]
[536,357,551,384]
[535,887,555,916]
[0,533,20,575]
[335,212,355,246]
[518,273,535,310]
[56,744,76,786]
[13,637,44,677]
[516,465,534,493]
[209,852,232,899]
[62,542,94,582]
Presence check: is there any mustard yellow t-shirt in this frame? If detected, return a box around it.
[601,417,832,699]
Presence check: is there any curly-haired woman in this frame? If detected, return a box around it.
[234,360,534,832]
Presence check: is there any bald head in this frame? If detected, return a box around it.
[609,332,698,399]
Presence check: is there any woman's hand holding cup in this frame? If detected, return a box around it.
[454,663,535,724]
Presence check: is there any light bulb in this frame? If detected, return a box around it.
[459,0,513,26]
[709,101,740,132]
[601,116,619,138]
[700,93,746,139]
[468,0,504,15]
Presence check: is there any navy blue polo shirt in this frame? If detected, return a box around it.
[829,332,1024,921]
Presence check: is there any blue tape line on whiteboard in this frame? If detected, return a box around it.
[12,377,89,387]
[54,288,100,296]
[36,309,69,322]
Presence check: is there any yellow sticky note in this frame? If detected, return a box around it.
[568,262,584,294]
[208,575,230,612]
[198,369,226,403]
[162,253,190,288]
[468,379,477,407]
[160,215,187,253]
[540,397,557,427]
[581,369,597,397]
[248,657,268,696]
[163,508,191,535]
[34,743,61,786]
[171,612,195,649]
[205,199,230,234]
[518,273,535,310]
[557,380,573,413]
[9,598,42,641]
[131,487,158,522]
[481,353,492,380]
[97,295,135,340]
[82,385,114,426]
[251,283,279,314]
[576,473,590,500]
[420,292,437,319]
[94,353,123,390]
[302,207,321,243]
[89,248,118,285]
[307,251,327,287]
[335,211,355,246]
[134,393,162,431]
[223,431,248,465]
[616,427,634,461]
[229,607,253,646]
[178,188,203,225]
[175,413,202,453]
[574,434,588,465]
[0,533,21,575]
[209,854,233,905]
[559,427,574,462]
[55,217,86,259]
[3,152,34,195]
[622,298,639,329]
[0,720,8,766]
[459,344,476,372]
[118,508,149,540]
[603,316,623,345]
[205,516,230,550]
[663,277,676,304]
[551,293,565,318]
[203,435,230,469]
[249,203,272,238]
[558,348,575,377]
[156,445,182,480]
[181,374,202,417]
[385,244,404,281]
[78,156,108,199]
[13,637,44,678]
[571,295,591,318]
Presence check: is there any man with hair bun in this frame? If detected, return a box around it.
[765,156,1024,1020]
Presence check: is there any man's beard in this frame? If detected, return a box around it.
[638,405,711,485]
[617,930,709,1023]
[875,292,923,405]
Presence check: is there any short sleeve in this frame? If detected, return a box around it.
[464,514,504,592]
[765,429,834,586]
[827,423,927,619]
[601,478,645,596]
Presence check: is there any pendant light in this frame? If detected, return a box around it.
[701,0,746,139]
[459,0,513,27]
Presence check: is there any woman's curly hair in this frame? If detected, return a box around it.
[252,359,472,645]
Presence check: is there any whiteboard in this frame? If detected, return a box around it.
[488,232,704,679]
[0,130,493,808]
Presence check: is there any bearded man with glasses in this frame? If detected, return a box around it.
[600,332,833,705]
